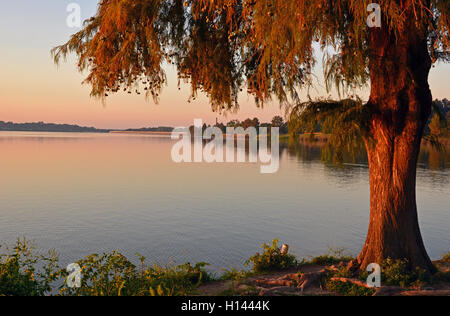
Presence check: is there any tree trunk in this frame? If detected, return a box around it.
[357,19,435,273]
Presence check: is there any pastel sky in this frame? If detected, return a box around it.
[0,1,449,129]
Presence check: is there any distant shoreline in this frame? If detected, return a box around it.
[0,130,108,133]
[109,131,173,135]
[0,121,109,133]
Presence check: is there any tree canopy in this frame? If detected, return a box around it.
[53,0,450,272]
[52,0,450,111]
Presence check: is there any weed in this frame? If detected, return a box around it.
[325,279,375,296]
[244,239,298,273]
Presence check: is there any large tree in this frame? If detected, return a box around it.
[53,0,449,273]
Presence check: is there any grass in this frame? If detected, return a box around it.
[219,267,253,281]
[300,248,354,266]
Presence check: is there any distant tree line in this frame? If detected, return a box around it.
[209,100,449,138]
[433,98,450,116]
[207,116,289,135]
[2,100,447,136]
[124,126,174,132]
[0,121,109,133]
[427,99,450,138]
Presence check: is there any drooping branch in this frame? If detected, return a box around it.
[288,98,370,163]
[52,0,448,110]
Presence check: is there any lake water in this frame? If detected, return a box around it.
[0,131,449,271]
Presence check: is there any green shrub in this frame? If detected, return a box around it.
[59,252,211,296]
[1,238,211,296]
[141,261,211,296]
[432,271,450,283]
[442,252,450,263]
[0,239,60,296]
[309,254,353,266]
[381,258,431,288]
[325,279,375,296]
[301,248,353,266]
[245,239,298,273]
[220,267,252,281]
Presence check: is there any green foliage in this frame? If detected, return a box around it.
[215,116,287,134]
[378,258,432,288]
[430,112,448,136]
[59,252,210,296]
[1,239,210,296]
[289,99,369,165]
[0,239,60,296]
[245,239,298,273]
[433,271,450,283]
[320,262,375,296]
[309,255,353,266]
[325,279,375,296]
[3,238,449,296]
[220,267,252,281]
[424,101,449,150]
[442,252,450,262]
[143,261,211,296]
[59,252,135,296]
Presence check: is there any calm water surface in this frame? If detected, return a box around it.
[0,132,449,271]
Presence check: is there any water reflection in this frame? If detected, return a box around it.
[0,132,448,269]
[419,143,450,170]
[282,138,449,183]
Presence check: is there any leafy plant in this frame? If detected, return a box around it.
[380,258,431,288]
[58,252,211,296]
[0,238,60,296]
[325,279,375,296]
[0,238,211,296]
[142,261,211,296]
[432,271,450,283]
[220,267,252,281]
[297,248,354,267]
[245,239,298,273]
[308,248,353,266]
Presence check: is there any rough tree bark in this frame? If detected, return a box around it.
[357,19,435,273]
